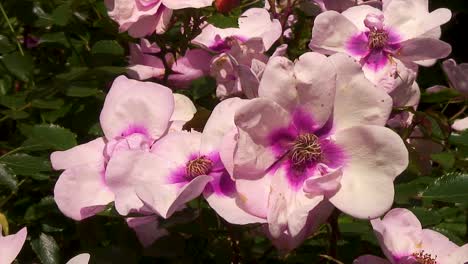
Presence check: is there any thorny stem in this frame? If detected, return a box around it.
[0,2,24,56]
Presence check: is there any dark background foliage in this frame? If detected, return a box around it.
[0,0,467,263]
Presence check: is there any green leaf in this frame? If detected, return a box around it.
[26,124,77,151]
[449,130,468,147]
[207,13,239,28]
[1,109,30,120]
[65,86,100,97]
[31,233,61,264]
[1,52,34,82]
[409,207,441,227]
[190,77,216,100]
[0,95,26,109]
[430,152,455,169]
[39,32,69,47]
[91,40,124,56]
[51,4,72,26]
[25,196,57,221]
[31,99,64,109]
[0,35,15,54]
[0,154,51,176]
[0,164,17,192]
[422,173,468,203]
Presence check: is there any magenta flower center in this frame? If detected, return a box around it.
[186,156,213,178]
[412,250,437,264]
[368,29,389,49]
[289,133,322,169]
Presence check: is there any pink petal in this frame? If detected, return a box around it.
[0,227,27,264]
[126,215,168,247]
[50,137,106,170]
[237,8,282,50]
[371,208,423,260]
[452,117,468,132]
[397,38,451,63]
[441,244,468,264]
[66,254,91,264]
[342,5,383,31]
[233,98,292,179]
[169,49,212,88]
[105,150,160,215]
[443,59,468,95]
[258,56,298,112]
[169,94,196,131]
[294,52,336,128]
[154,7,173,34]
[162,0,213,9]
[383,0,451,41]
[201,98,248,154]
[309,11,359,55]
[329,125,408,219]
[54,163,114,220]
[203,172,266,225]
[330,53,392,131]
[235,174,272,219]
[420,229,458,260]
[100,75,174,140]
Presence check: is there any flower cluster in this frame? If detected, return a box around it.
[3,0,467,263]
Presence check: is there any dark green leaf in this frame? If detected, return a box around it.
[26,124,77,150]
[51,4,72,26]
[0,154,51,176]
[31,233,61,264]
[430,152,455,169]
[91,40,124,56]
[0,35,15,54]
[1,52,34,82]
[422,173,468,203]
[0,164,17,192]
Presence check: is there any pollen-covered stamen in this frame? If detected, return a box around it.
[289,133,322,168]
[186,156,213,178]
[368,29,389,49]
[412,250,437,264]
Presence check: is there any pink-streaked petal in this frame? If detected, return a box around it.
[162,0,213,9]
[204,172,266,225]
[342,5,383,31]
[219,128,238,178]
[233,98,292,179]
[258,56,298,112]
[452,117,468,132]
[310,11,359,55]
[151,131,202,163]
[330,53,393,131]
[237,8,282,50]
[65,253,91,264]
[126,215,168,247]
[371,208,422,260]
[294,52,336,128]
[353,255,391,264]
[397,38,451,63]
[50,138,106,170]
[54,163,114,220]
[100,75,174,140]
[330,126,408,219]
[268,165,325,238]
[0,227,27,264]
[201,98,248,154]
